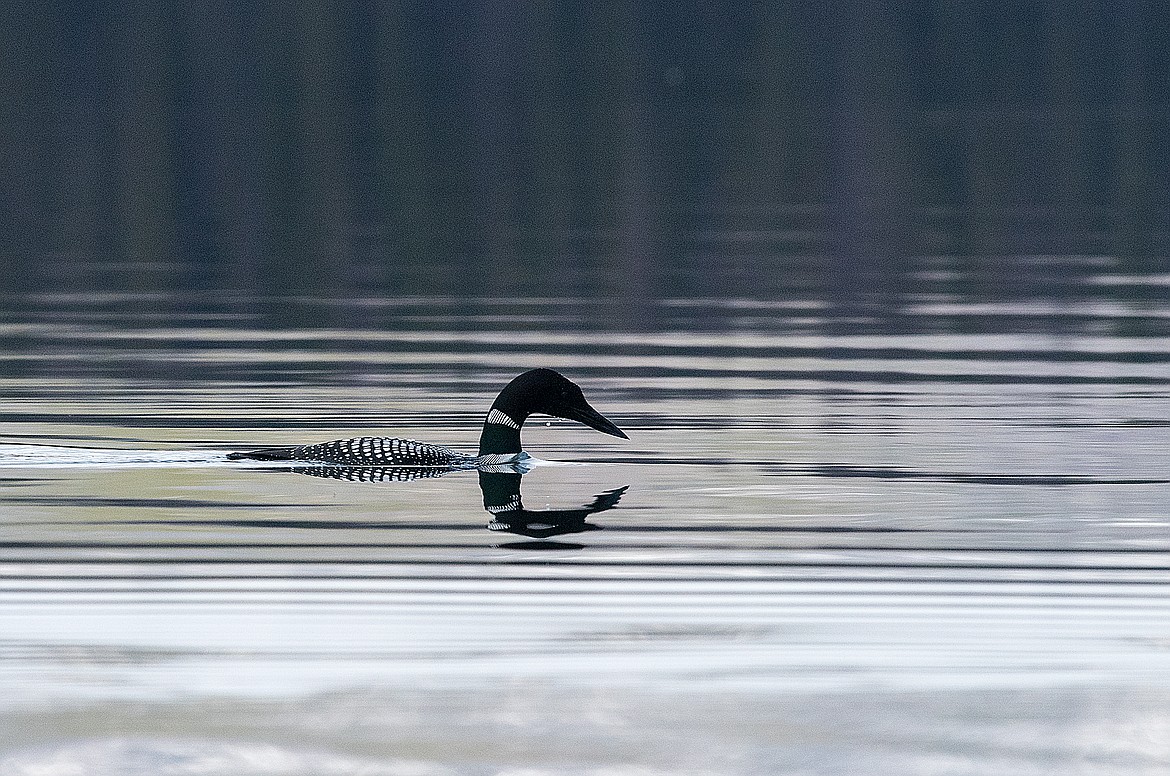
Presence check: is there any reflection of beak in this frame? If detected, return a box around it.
[557,401,629,439]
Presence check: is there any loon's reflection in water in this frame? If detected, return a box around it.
[479,471,627,541]
[279,463,628,542]
[278,463,463,483]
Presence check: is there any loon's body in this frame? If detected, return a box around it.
[231,436,476,467]
[227,369,627,467]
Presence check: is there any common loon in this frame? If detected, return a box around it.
[227,368,628,467]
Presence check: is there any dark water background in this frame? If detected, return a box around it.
[4,2,1170,293]
[3,3,1170,775]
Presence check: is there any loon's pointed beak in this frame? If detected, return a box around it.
[558,401,629,439]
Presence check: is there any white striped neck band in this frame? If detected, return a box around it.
[486,408,521,430]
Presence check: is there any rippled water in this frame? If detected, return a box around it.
[3,271,1170,774]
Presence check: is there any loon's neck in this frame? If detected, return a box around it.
[477,404,527,456]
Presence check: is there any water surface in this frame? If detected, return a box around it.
[2,273,1170,774]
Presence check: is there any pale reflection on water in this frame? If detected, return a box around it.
[2,281,1170,774]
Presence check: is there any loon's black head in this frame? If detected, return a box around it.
[479,369,628,456]
[502,369,628,438]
